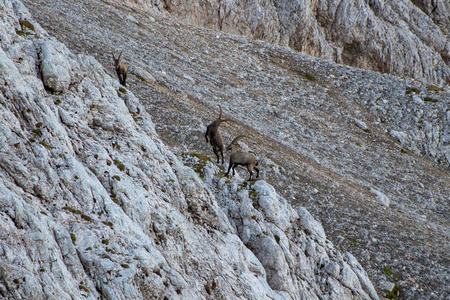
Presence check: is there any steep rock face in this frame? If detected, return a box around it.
[0,0,378,299]
[110,0,450,86]
[19,0,450,298]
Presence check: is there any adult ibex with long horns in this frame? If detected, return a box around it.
[205,105,229,164]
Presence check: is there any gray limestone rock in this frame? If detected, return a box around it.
[0,1,379,299]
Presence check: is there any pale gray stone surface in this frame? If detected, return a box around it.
[8,0,450,298]
[107,0,449,86]
[0,1,379,299]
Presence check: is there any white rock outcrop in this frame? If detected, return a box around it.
[0,1,379,299]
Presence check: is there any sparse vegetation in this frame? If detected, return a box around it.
[426,84,444,92]
[39,140,51,149]
[16,19,35,36]
[102,221,113,228]
[79,285,89,292]
[424,96,438,103]
[274,235,280,243]
[405,87,420,94]
[189,152,213,178]
[63,206,82,215]
[383,266,400,279]
[119,87,127,94]
[384,284,400,300]
[70,233,76,245]
[113,159,125,171]
[81,214,92,222]
[305,73,316,81]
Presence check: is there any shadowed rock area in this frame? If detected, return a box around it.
[2,0,450,299]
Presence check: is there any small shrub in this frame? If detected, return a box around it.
[102,239,109,245]
[112,175,121,181]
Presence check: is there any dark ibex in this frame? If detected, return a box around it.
[225,135,259,181]
[205,105,229,164]
[112,51,127,86]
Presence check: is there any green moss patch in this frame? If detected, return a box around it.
[70,233,76,245]
[113,159,125,171]
[384,284,400,300]
[20,20,34,31]
[79,285,89,292]
[102,221,114,228]
[63,206,82,215]
[39,141,51,149]
[16,20,35,37]
[81,214,92,222]
[274,235,280,243]
[305,73,316,81]
[383,266,400,279]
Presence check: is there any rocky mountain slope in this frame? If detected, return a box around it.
[3,0,450,299]
[0,0,380,299]
[103,0,450,87]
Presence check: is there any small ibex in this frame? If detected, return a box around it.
[112,51,127,87]
[225,135,260,181]
[205,105,229,164]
